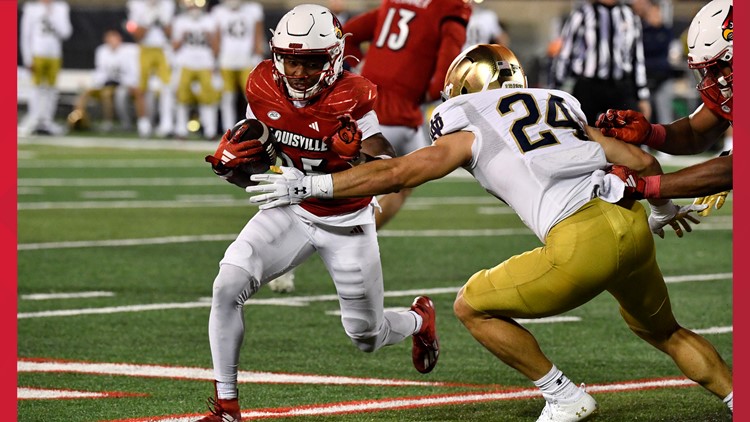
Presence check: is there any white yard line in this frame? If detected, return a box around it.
[17,274,732,319]
[20,291,114,300]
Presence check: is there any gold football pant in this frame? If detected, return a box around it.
[462,198,677,337]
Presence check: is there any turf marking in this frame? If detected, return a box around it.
[18,387,146,400]
[104,377,699,422]
[20,291,115,300]
[16,274,731,319]
[17,358,470,388]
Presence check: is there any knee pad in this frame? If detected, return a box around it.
[212,264,259,307]
[342,316,378,353]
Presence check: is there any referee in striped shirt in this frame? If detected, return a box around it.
[551,0,651,125]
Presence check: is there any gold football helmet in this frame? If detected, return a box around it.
[441,44,527,101]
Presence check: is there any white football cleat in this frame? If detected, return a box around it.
[537,385,598,422]
[267,271,295,293]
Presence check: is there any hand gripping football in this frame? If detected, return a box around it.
[232,118,277,174]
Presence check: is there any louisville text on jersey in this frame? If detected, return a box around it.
[270,128,329,152]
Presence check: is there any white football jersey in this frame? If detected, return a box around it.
[212,2,264,69]
[463,7,503,49]
[429,88,607,242]
[172,13,218,69]
[20,1,73,65]
[127,0,175,48]
[92,42,140,88]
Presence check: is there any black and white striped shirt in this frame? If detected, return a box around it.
[552,0,650,101]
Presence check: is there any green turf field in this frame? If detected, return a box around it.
[17,136,733,421]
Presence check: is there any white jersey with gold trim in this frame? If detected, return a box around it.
[20,1,73,65]
[127,0,175,48]
[212,2,264,70]
[429,88,607,242]
[172,13,217,70]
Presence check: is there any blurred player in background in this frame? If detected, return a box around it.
[19,0,73,136]
[211,0,266,133]
[127,0,176,137]
[67,29,146,134]
[247,43,733,421]
[463,2,510,49]
[171,0,220,140]
[596,0,732,215]
[195,5,439,420]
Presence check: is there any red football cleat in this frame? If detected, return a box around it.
[410,296,439,374]
[196,396,241,422]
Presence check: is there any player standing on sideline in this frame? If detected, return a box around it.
[19,0,72,136]
[126,0,176,138]
[342,0,471,229]
[171,0,220,140]
[67,30,146,134]
[246,44,733,421]
[194,5,439,421]
[211,0,266,134]
[596,0,732,215]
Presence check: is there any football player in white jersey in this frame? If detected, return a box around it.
[171,0,220,140]
[211,0,266,133]
[19,0,73,136]
[247,44,733,421]
[67,30,147,134]
[127,0,176,137]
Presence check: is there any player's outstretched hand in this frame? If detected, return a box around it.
[648,201,707,239]
[692,191,730,216]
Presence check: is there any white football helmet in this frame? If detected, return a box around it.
[270,4,346,100]
[441,44,527,101]
[687,0,733,119]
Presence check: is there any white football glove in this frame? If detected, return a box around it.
[647,200,707,239]
[246,166,333,210]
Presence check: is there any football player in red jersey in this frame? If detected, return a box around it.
[595,0,732,216]
[195,5,439,421]
[342,0,471,229]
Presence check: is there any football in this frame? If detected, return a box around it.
[229,118,278,174]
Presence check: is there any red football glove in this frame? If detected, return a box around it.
[609,165,647,199]
[595,109,653,144]
[205,128,264,175]
[324,114,363,162]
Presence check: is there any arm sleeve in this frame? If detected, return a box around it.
[20,4,33,67]
[52,2,73,40]
[91,46,106,88]
[427,18,467,102]
[342,9,378,63]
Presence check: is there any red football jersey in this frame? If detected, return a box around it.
[245,60,376,217]
[343,0,470,127]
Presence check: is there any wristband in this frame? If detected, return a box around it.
[309,174,334,199]
[642,175,662,198]
[645,124,666,149]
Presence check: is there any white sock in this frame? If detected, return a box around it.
[409,310,422,334]
[533,365,580,402]
[723,391,733,412]
[216,381,237,400]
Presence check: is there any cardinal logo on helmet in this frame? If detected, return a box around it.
[722,5,733,42]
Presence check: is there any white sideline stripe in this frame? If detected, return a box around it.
[18,387,109,399]
[17,275,730,319]
[17,360,449,387]
[128,378,698,422]
[20,291,114,300]
[18,159,206,168]
[693,326,733,335]
[18,177,219,187]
